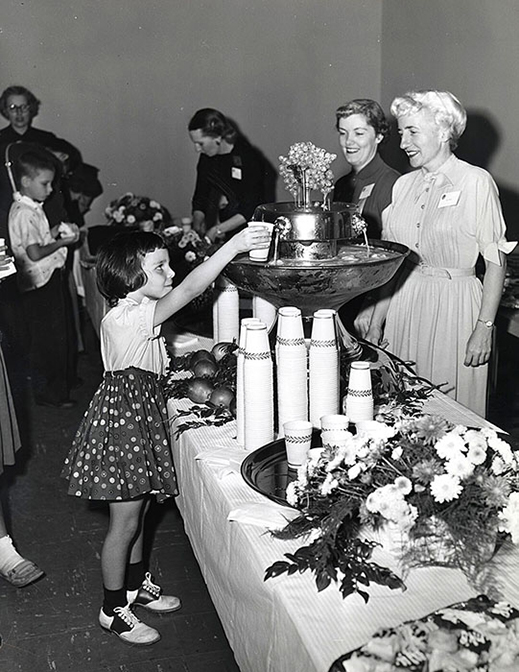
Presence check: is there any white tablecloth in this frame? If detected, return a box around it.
[167,341,518,672]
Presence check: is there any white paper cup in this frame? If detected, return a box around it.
[321,429,350,448]
[277,306,304,342]
[320,414,349,432]
[311,309,337,343]
[248,222,274,261]
[284,420,313,467]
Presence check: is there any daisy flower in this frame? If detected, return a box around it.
[434,432,466,459]
[430,474,462,503]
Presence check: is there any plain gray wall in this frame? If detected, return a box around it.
[381,0,519,237]
[0,0,382,224]
[2,1,518,235]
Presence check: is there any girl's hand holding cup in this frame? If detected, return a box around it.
[232,224,271,255]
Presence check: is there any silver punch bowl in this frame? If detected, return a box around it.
[223,202,409,319]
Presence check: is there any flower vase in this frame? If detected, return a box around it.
[405,516,498,570]
[295,170,312,209]
[368,522,410,559]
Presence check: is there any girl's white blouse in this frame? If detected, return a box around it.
[100,296,168,375]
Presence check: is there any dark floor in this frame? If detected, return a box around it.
[1,312,518,672]
[0,315,240,672]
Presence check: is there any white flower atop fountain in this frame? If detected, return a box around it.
[279,142,336,207]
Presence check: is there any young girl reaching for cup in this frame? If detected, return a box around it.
[62,226,269,646]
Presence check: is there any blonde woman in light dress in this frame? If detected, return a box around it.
[356,90,516,417]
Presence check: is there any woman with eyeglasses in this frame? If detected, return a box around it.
[355,90,516,417]
[0,86,84,407]
[0,86,82,236]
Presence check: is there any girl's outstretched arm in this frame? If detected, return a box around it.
[154,225,269,326]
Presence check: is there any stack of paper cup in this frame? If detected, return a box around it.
[236,317,261,447]
[276,306,308,435]
[213,276,239,343]
[243,321,274,451]
[344,361,374,422]
[252,295,277,333]
[320,414,350,448]
[309,309,340,426]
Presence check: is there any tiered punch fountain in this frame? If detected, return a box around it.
[222,142,410,359]
[223,201,409,358]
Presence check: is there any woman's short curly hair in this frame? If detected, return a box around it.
[0,85,41,120]
[335,99,391,144]
[96,231,167,307]
[188,108,238,144]
[390,90,467,150]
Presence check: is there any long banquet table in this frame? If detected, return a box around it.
[167,336,519,672]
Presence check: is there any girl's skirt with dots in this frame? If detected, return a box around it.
[62,367,178,502]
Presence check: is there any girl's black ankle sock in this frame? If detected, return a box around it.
[126,560,145,591]
[103,586,127,615]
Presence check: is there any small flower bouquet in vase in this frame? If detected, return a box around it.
[105,192,171,231]
[162,220,214,312]
[279,142,336,209]
[266,414,519,603]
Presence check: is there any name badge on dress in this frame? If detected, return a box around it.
[231,167,242,180]
[438,191,461,208]
[359,183,375,199]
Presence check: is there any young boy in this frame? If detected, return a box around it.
[8,147,80,407]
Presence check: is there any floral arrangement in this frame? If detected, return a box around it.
[266,413,519,603]
[162,221,214,312]
[333,595,519,672]
[162,222,211,274]
[105,192,171,231]
[279,142,336,206]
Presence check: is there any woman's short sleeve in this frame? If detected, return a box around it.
[475,171,517,263]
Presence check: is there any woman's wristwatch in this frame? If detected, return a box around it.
[477,319,494,328]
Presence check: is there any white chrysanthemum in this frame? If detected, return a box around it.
[394,476,412,495]
[365,489,383,513]
[127,214,136,224]
[430,474,462,502]
[392,446,403,460]
[384,500,418,528]
[149,200,160,208]
[321,474,339,496]
[491,455,505,476]
[464,429,487,451]
[285,481,299,506]
[467,443,487,465]
[434,432,466,459]
[451,424,467,436]
[185,251,197,263]
[488,435,515,465]
[445,454,474,479]
[112,209,124,223]
[481,427,498,441]
[153,212,163,221]
[341,442,358,466]
[348,464,362,480]
[498,492,519,543]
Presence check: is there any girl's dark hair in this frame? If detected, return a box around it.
[335,99,390,144]
[188,108,238,144]
[0,85,41,120]
[96,231,167,307]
